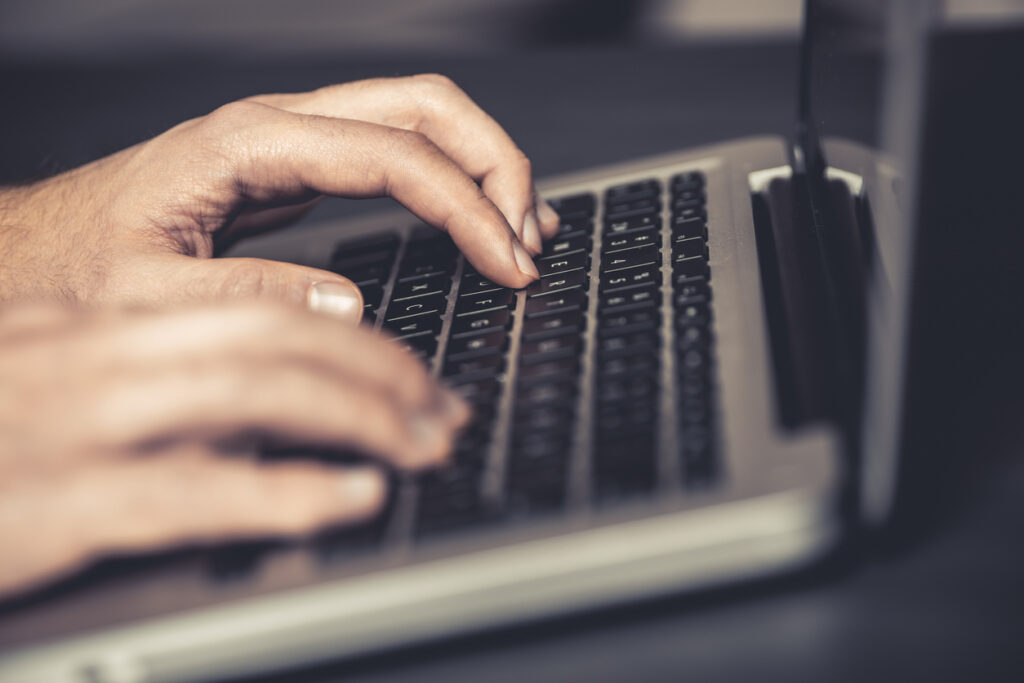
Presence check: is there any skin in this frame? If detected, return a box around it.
[0,75,561,597]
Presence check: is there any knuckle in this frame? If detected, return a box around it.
[412,72,459,92]
[217,261,270,300]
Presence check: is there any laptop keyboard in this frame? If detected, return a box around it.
[308,171,719,555]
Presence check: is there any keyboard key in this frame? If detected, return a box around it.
[674,189,706,204]
[517,356,579,385]
[522,311,585,341]
[602,229,660,254]
[514,405,574,432]
[605,198,661,220]
[671,171,705,193]
[519,334,581,365]
[599,265,661,294]
[598,331,659,359]
[605,179,660,203]
[445,330,507,361]
[673,206,707,222]
[671,216,708,241]
[515,380,576,409]
[548,193,596,219]
[383,312,442,337]
[599,309,660,338]
[598,286,660,315]
[537,251,588,278]
[385,292,446,321]
[454,289,515,317]
[600,245,660,274]
[675,302,711,328]
[556,219,594,238]
[598,352,658,380]
[391,273,450,301]
[397,261,451,282]
[334,262,390,286]
[526,269,588,298]
[673,256,709,279]
[443,354,505,381]
[604,213,660,235]
[450,308,512,337]
[359,283,384,310]
[542,235,591,258]
[675,276,710,298]
[671,196,705,213]
[447,377,501,403]
[524,290,587,318]
[672,237,707,261]
[459,273,503,297]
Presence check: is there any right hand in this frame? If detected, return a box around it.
[0,302,470,598]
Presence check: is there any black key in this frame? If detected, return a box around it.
[671,171,705,193]
[674,277,710,300]
[331,232,400,260]
[537,251,588,278]
[673,256,709,279]
[678,346,710,377]
[548,193,596,219]
[391,273,449,301]
[397,261,451,282]
[515,381,576,409]
[598,332,659,359]
[600,264,661,294]
[454,289,515,317]
[384,312,442,337]
[443,354,505,381]
[671,216,708,241]
[600,245,660,274]
[446,330,507,361]
[675,302,711,328]
[672,237,707,261]
[673,189,706,204]
[673,206,707,222]
[386,292,446,321]
[447,377,501,404]
[672,196,705,213]
[602,229,660,254]
[331,248,396,273]
[599,309,660,338]
[605,198,661,220]
[359,283,384,310]
[415,487,484,538]
[517,356,579,385]
[526,269,588,298]
[542,235,591,258]
[604,213,661,235]
[522,312,584,341]
[598,286,660,314]
[605,179,660,203]
[514,405,574,432]
[524,290,587,318]
[519,334,581,365]
[598,352,658,380]
[509,433,571,473]
[332,262,390,286]
[459,273,503,297]
[597,375,658,403]
[450,308,512,337]
[556,219,594,238]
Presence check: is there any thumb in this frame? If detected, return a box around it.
[141,255,365,323]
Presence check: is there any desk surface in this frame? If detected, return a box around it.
[2,45,1022,683]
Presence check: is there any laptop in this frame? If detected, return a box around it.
[0,1,943,680]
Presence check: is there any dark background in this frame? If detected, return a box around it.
[2,2,1023,681]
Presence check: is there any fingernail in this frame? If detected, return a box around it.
[521,211,543,255]
[336,467,386,510]
[308,281,363,323]
[536,196,560,228]
[512,240,540,281]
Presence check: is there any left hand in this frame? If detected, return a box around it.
[0,74,560,312]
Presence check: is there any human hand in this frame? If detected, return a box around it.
[0,74,560,314]
[0,302,469,597]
